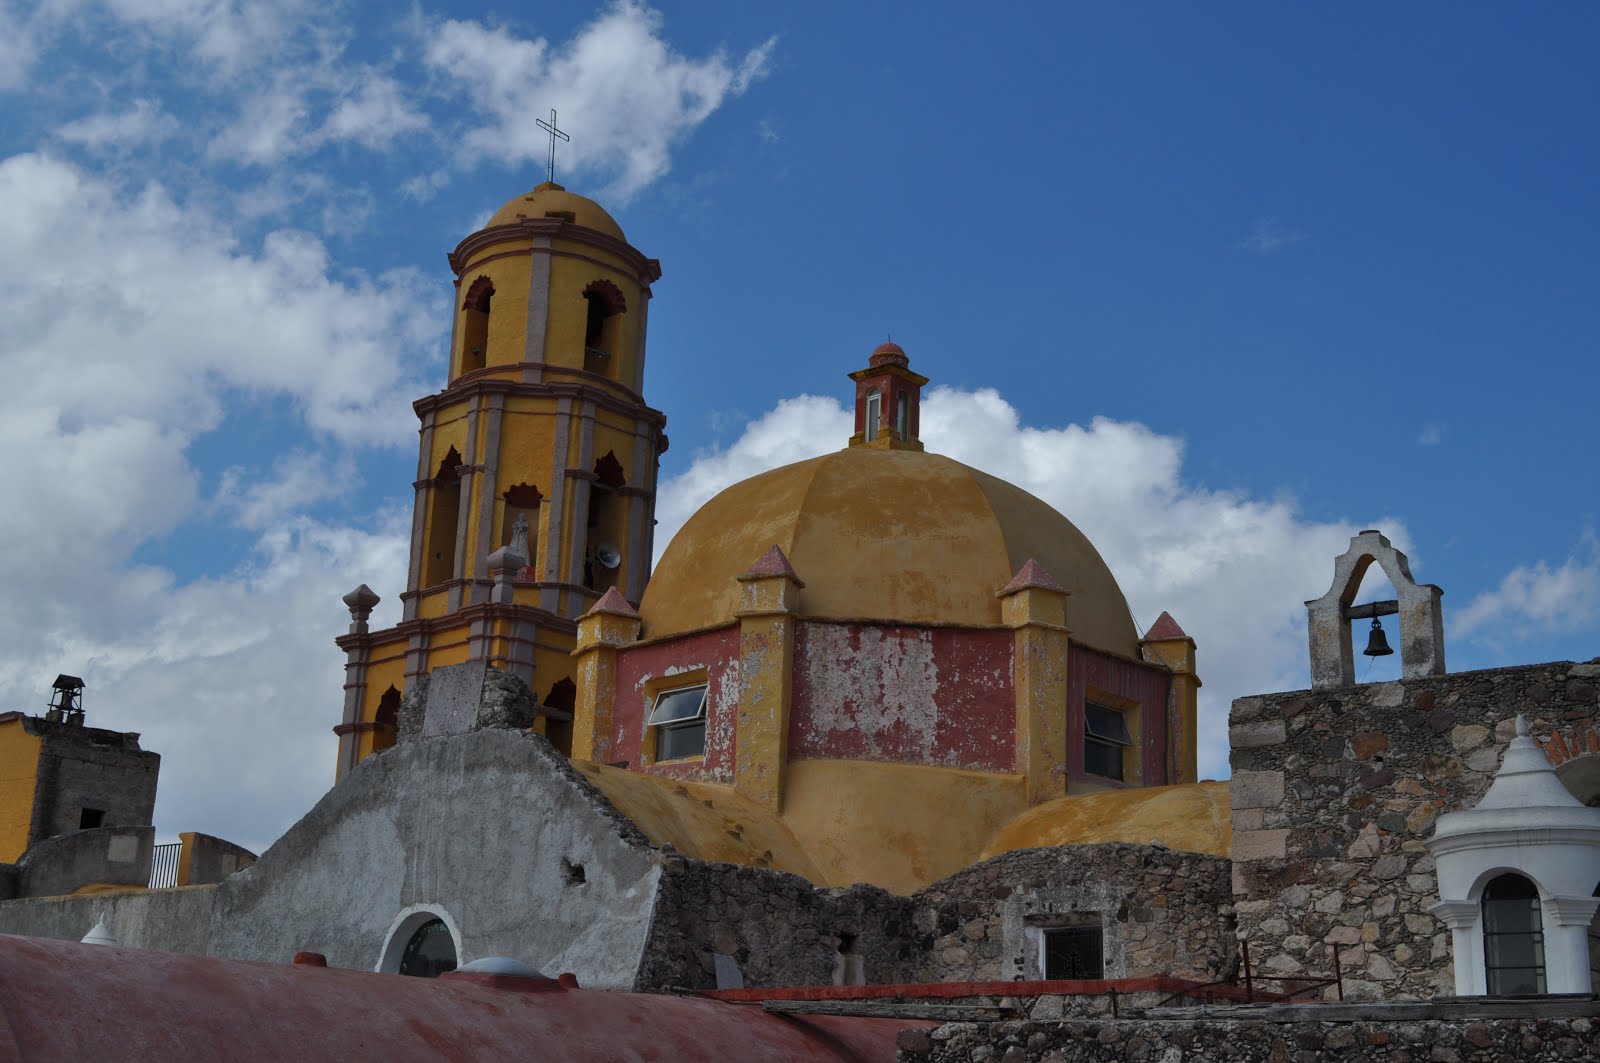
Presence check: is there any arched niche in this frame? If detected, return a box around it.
[1304,529,1445,689]
[377,904,463,977]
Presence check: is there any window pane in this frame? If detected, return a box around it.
[1085,703,1131,745]
[1084,738,1124,781]
[1044,926,1103,980]
[398,919,457,979]
[648,685,707,725]
[658,720,706,761]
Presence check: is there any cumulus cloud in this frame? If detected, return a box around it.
[0,152,436,846]
[1455,534,1600,646]
[422,2,776,199]
[656,389,1408,781]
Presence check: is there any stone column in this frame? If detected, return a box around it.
[1140,611,1201,785]
[733,546,804,811]
[998,559,1070,806]
[334,585,380,783]
[570,588,640,764]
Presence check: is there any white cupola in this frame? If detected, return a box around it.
[1427,716,1600,995]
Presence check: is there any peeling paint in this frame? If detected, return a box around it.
[613,627,741,784]
[792,622,1013,771]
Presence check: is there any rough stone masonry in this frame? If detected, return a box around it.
[1229,659,1600,999]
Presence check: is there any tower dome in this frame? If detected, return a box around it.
[638,446,1140,655]
[483,181,626,241]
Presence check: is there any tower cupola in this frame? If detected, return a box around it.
[847,342,927,451]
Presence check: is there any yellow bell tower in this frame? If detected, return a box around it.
[333,182,666,780]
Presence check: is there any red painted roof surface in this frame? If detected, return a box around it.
[586,585,639,617]
[1144,610,1189,640]
[0,935,926,1062]
[998,557,1066,596]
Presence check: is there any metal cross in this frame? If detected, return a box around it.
[535,108,570,185]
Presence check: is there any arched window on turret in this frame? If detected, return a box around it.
[896,391,909,440]
[423,447,463,587]
[584,451,627,592]
[1482,873,1546,995]
[460,277,494,377]
[864,388,881,442]
[582,280,626,376]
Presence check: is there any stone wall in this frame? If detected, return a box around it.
[27,718,159,846]
[633,856,923,992]
[5,825,152,898]
[913,845,1235,984]
[1229,660,1600,999]
[901,1013,1600,1061]
[635,842,1234,993]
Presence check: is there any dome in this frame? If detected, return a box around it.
[639,447,1140,654]
[483,182,626,242]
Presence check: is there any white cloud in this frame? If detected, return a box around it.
[0,152,440,845]
[321,73,429,150]
[422,2,776,200]
[1237,216,1306,256]
[1455,534,1600,646]
[55,98,179,151]
[655,388,1405,781]
[0,0,44,91]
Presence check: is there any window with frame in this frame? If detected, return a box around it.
[647,684,708,761]
[1083,701,1132,781]
[864,388,881,441]
[1482,873,1546,995]
[1043,924,1104,980]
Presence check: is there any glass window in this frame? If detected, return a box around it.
[1043,925,1103,980]
[896,392,909,439]
[1483,873,1546,995]
[864,389,880,441]
[398,918,457,978]
[648,684,708,761]
[1084,702,1132,781]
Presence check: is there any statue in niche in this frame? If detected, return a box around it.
[508,513,530,561]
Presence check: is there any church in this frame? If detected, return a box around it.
[2,178,1599,1061]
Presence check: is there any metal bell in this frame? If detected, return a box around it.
[1362,617,1394,657]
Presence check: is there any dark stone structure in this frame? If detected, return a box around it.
[1229,660,1600,999]
[900,1010,1600,1062]
[634,843,1234,993]
[9,713,159,848]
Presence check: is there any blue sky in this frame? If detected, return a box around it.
[1,1,1596,852]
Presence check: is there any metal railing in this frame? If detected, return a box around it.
[1156,940,1344,1008]
[148,842,183,889]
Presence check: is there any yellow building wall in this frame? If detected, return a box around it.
[0,718,42,864]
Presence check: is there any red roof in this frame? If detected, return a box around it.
[0,934,924,1062]
[1144,611,1189,640]
[868,341,909,367]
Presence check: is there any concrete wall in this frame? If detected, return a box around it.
[9,825,152,898]
[206,727,664,987]
[1230,660,1600,1000]
[0,885,216,954]
[180,832,257,886]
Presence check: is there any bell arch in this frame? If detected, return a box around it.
[459,276,494,376]
[1305,529,1445,689]
[581,279,626,376]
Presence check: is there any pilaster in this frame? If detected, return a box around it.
[998,559,1070,806]
[1140,611,1201,785]
[334,585,380,783]
[733,547,804,811]
[570,588,640,764]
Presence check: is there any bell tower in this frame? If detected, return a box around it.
[332,182,667,781]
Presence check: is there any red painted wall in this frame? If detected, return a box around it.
[612,625,741,783]
[791,622,1014,771]
[1066,643,1172,786]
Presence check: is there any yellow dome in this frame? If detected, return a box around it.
[483,182,626,242]
[981,781,1232,860]
[640,447,1140,655]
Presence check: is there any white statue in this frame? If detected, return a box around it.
[508,513,531,561]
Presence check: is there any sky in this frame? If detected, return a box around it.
[1,1,1596,855]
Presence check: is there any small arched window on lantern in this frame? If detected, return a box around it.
[1482,873,1546,995]
[864,388,881,442]
[459,277,494,377]
[896,391,909,440]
